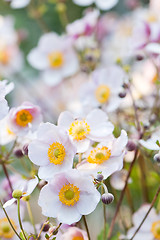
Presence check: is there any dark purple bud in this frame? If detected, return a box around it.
[136,55,144,61]
[14,149,24,158]
[126,140,136,151]
[101,193,114,205]
[119,91,127,98]
[96,174,104,182]
[42,224,50,232]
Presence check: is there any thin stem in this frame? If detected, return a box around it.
[27,201,37,235]
[83,215,91,240]
[103,203,107,240]
[48,223,62,238]
[138,155,149,202]
[107,148,139,239]
[79,153,82,163]
[36,220,49,240]
[130,185,160,240]
[2,163,13,192]
[17,198,27,240]
[0,200,23,240]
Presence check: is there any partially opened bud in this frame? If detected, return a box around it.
[12,189,22,199]
[101,193,114,205]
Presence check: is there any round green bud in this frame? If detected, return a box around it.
[12,189,23,199]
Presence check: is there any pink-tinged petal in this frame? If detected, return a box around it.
[3,198,16,208]
[58,111,74,129]
[27,48,49,70]
[88,122,114,141]
[57,205,81,224]
[111,130,128,156]
[77,191,100,215]
[86,109,108,127]
[23,176,38,196]
[28,141,50,166]
[38,184,62,217]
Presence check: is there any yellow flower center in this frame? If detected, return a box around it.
[87,146,111,164]
[48,142,66,165]
[59,183,80,206]
[48,51,64,68]
[147,15,157,23]
[68,120,90,141]
[16,110,33,127]
[0,49,9,65]
[72,237,84,240]
[151,220,160,240]
[0,218,17,239]
[95,85,111,104]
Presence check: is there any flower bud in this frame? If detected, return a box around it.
[14,149,24,158]
[49,226,57,235]
[12,189,22,199]
[96,174,104,182]
[126,140,136,151]
[101,193,114,205]
[23,144,28,156]
[154,153,160,163]
[119,91,127,98]
[42,224,50,232]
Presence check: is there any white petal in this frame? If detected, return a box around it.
[28,141,50,166]
[146,42,160,54]
[11,0,30,8]
[73,0,94,6]
[73,138,90,153]
[57,205,81,224]
[139,139,160,150]
[111,130,128,156]
[27,49,49,70]
[23,176,38,196]
[95,0,118,10]
[86,109,108,127]
[58,111,74,129]
[42,70,63,86]
[88,122,114,141]
[3,198,16,208]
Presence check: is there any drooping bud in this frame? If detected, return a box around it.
[12,189,23,199]
[126,140,136,151]
[154,153,160,163]
[101,193,114,205]
[119,91,127,98]
[96,174,104,182]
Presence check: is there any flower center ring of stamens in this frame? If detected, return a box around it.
[87,146,111,164]
[59,183,80,206]
[48,51,64,68]
[95,84,111,104]
[68,120,90,141]
[0,218,17,239]
[151,220,160,240]
[16,110,33,127]
[48,142,66,165]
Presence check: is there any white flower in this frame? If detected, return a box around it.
[38,169,100,225]
[58,109,114,153]
[56,226,88,240]
[28,122,76,180]
[77,130,128,179]
[27,33,79,86]
[73,0,119,10]
[7,101,43,136]
[3,176,39,208]
[110,169,132,190]
[7,0,31,8]
[139,130,160,151]
[80,66,127,112]
[127,204,160,240]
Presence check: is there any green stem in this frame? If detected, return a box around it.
[17,198,27,240]
[27,201,37,235]
[0,200,23,240]
[83,216,91,240]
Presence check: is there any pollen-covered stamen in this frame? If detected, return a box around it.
[95,84,111,104]
[151,220,160,240]
[0,49,9,65]
[59,183,80,206]
[87,146,111,164]
[0,218,17,239]
[16,110,33,127]
[48,142,66,165]
[68,120,90,141]
[48,51,64,68]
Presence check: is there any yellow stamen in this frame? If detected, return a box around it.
[48,51,64,68]
[87,146,111,164]
[48,142,65,165]
[151,220,160,240]
[59,183,80,206]
[16,110,33,127]
[95,85,110,104]
[72,237,84,240]
[0,49,9,65]
[0,218,17,239]
[68,120,90,141]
